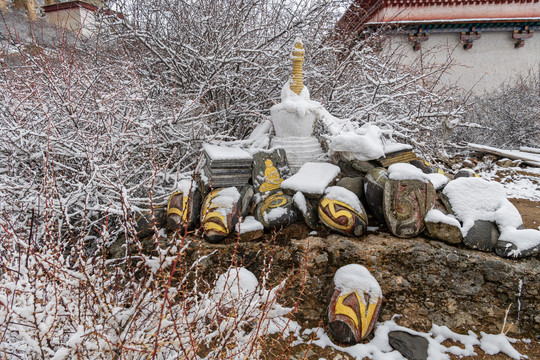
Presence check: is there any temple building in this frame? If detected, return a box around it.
[41,1,115,37]
[336,0,540,94]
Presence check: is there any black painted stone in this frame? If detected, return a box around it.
[364,168,389,224]
[496,237,540,259]
[293,192,319,230]
[463,220,500,252]
[388,331,429,360]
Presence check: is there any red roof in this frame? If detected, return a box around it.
[336,0,540,38]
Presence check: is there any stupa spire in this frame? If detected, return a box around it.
[290,38,305,95]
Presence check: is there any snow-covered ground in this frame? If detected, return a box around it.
[475,163,540,202]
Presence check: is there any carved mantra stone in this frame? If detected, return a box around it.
[252,149,290,194]
[255,191,297,230]
[328,264,382,344]
[318,188,368,237]
[364,168,389,225]
[166,186,201,233]
[383,179,436,238]
[201,187,240,243]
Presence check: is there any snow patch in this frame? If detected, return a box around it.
[235,216,264,234]
[425,209,461,227]
[281,162,340,195]
[333,264,382,303]
[324,186,364,215]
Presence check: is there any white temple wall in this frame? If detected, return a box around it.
[45,7,97,37]
[383,31,540,95]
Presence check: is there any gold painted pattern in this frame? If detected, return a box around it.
[319,198,355,231]
[260,192,287,217]
[167,191,189,222]
[290,38,305,95]
[259,159,283,193]
[335,292,379,338]
[202,190,228,235]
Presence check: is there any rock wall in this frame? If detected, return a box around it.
[190,232,540,337]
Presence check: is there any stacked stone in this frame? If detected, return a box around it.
[203,144,253,188]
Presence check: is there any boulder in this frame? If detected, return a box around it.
[463,220,500,252]
[201,187,241,243]
[383,179,436,238]
[135,205,167,240]
[424,209,463,245]
[327,264,382,344]
[388,331,429,360]
[454,169,478,179]
[364,168,389,224]
[255,191,298,230]
[281,162,340,198]
[495,240,540,259]
[239,185,255,217]
[318,187,368,237]
[235,216,264,242]
[293,191,319,230]
[252,148,291,194]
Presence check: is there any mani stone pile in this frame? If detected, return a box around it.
[135,144,539,260]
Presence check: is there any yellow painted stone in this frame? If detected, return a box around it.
[259,159,283,193]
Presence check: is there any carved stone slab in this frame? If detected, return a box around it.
[252,149,291,194]
[201,187,240,243]
[166,186,201,233]
[255,191,297,229]
[328,264,382,344]
[318,193,368,237]
[383,179,436,238]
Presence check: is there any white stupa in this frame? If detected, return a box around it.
[270,38,324,173]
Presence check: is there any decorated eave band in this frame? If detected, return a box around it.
[362,21,539,50]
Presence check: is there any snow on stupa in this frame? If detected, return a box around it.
[270,38,324,173]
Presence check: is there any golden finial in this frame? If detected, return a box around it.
[290,37,305,95]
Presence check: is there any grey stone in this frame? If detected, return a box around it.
[293,192,319,230]
[239,185,254,217]
[252,148,291,194]
[463,220,500,252]
[135,206,167,240]
[454,169,478,179]
[388,331,429,360]
[351,160,376,174]
[495,239,540,259]
[336,177,364,199]
[409,159,440,174]
[383,179,436,238]
[364,168,389,224]
[255,191,297,229]
[425,220,463,245]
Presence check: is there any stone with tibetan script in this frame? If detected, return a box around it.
[201,187,241,243]
[364,168,389,225]
[383,179,436,238]
[135,205,167,240]
[166,181,201,233]
[252,149,291,194]
[328,264,382,345]
[255,190,297,230]
[318,186,368,237]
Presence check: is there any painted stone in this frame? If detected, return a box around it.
[364,168,389,224]
[166,186,202,232]
[383,179,436,238]
[255,191,297,230]
[252,149,291,194]
[409,159,443,175]
[293,191,319,230]
[201,187,240,243]
[463,220,500,252]
[318,187,368,237]
[388,331,429,360]
[328,264,382,344]
[135,205,167,240]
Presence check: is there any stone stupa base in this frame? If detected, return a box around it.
[271,136,324,173]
